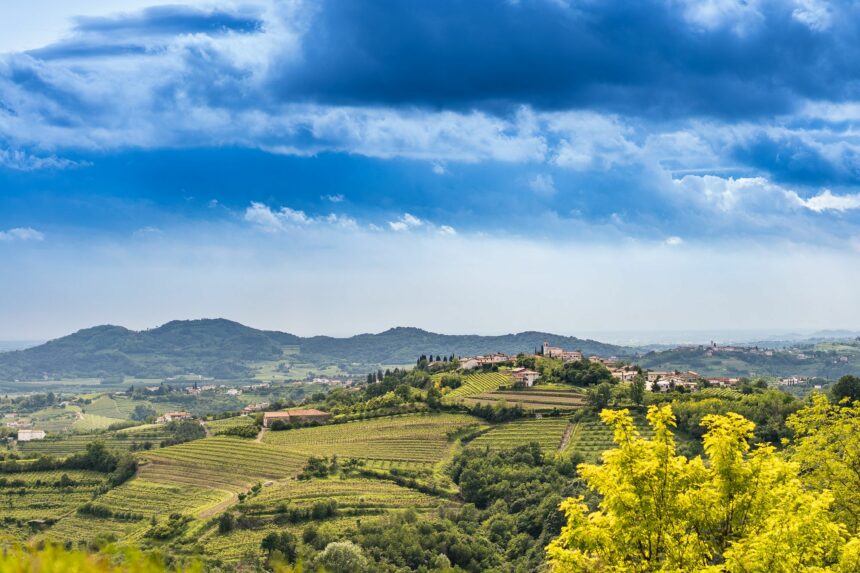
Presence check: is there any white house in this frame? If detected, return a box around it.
[17,429,46,441]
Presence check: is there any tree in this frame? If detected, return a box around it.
[131,404,156,421]
[788,393,860,533]
[546,405,860,573]
[630,373,646,406]
[313,541,368,573]
[586,383,612,411]
[831,375,860,404]
[261,531,297,562]
[218,512,234,534]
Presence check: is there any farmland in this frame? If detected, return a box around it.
[17,425,171,457]
[139,436,308,490]
[261,413,483,466]
[469,417,571,452]
[440,371,512,402]
[565,411,655,461]
[205,415,258,434]
[463,386,586,411]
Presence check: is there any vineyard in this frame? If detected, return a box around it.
[463,387,586,411]
[262,413,484,466]
[205,415,258,433]
[469,417,571,452]
[441,371,512,402]
[83,395,140,419]
[1,470,108,541]
[18,426,171,457]
[565,411,655,461]
[43,478,229,544]
[139,436,308,490]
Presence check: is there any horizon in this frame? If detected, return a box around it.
[2,1,860,338]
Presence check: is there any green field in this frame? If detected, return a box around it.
[441,371,512,402]
[262,413,483,467]
[18,426,171,457]
[44,478,229,544]
[469,417,571,452]
[139,436,308,490]
[205,415,258,434]
[463,386,585,411]
[83,395,140,419]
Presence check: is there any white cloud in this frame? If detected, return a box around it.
[675,0,764,34]
[794,189,860,213]
[528,173,557,197]
[388,213,423,232]
[438,225,457,236]
[432,162,447,175]
[0,148,81,171]
[243,202,311,232]
[323,194,345,203]
[792,0,832,31]
[665,236,684,246]
[0,227,44,241]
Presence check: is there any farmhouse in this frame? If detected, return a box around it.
[706,377,739,387]
[156,411,193,424]
[610,367,637,382]
[263,409,331,428]
[511,367,540,387]
[17,429,46,441]
[243,402,270,413]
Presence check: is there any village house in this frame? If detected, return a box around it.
[510,367,540,387]
[156,411,193,424]
[243,402,270,413]
[263,409,331,428]
[458,358,481,370]
[17,429,46,441]
[226,388,242,396]
[610,367,637,382]
[706,377,739,387]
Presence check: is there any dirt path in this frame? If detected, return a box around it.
[254,427,266,443]
[197,490,238,519]
[558,421,576,453]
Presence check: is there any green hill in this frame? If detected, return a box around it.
[0,320,628,382]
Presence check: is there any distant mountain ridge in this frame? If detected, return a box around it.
[0,319,630,382]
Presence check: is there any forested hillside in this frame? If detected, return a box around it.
[0,320,627,382]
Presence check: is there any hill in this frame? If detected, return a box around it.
[0,320,629,382]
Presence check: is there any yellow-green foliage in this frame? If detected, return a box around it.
[547,405,860,573]
[788,393,860,533]
[0,545,202,573]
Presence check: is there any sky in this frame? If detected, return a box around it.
[1,0,860,340]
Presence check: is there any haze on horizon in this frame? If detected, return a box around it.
[1,0,859,340]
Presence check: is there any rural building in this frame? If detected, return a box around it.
[263,409,331,427]
[17,429,46,441]
[610,368,637,382]
[459,358,481,370]
[226,389,241,396]
[706,377,739,387]
[243,402,270,413]
[156,411,193,424]
[511,368,540,387]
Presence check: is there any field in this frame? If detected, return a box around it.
[139,436,308,490]
[18,425,171,457]
[44,478,229,544]
[441,371,512,402]
[469,417,571,453]
[0,470,108,541]
[83,395,140,419]
[463,386,585,411]
[565,412,655,461]
[262,413,483,467]
[202,478,444,563]
[205,415,258,434]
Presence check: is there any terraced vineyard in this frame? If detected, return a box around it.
[566,411,656,461]
[469,417,571,452]
[441,372,512,402]
[203,478,444,564]
[44,478,228,544]
[463,387,585,411]
[139,436,308,490]
[1,470,107,540]
[205,415,258,433]
[27,406,80,433]
[18,426,171,456]
[244,478,445,515]
[262,413,483,466]
[696,388,742,399]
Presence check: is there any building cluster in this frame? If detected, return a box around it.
[155,411,193,424]
[311,377,356,387]
[542,342,583,363]
[242,402,270,413]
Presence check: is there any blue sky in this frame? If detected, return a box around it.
[1,0,860,339]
